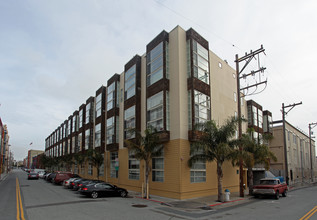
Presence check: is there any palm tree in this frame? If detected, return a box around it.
[125,127,163,199]
[188,117,239,202]
[86,149,104,180]
[232,129,277,195]
[60,154,74,172]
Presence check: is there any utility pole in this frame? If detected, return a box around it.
[235,45,266,197]
[309,122,317,182]
[282,102,302,185]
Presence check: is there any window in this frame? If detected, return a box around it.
[107,117,116,144]
[68,119,71,136]
[252,106,257,126]
[147,91,163,130]
[99,154,104,177]
[79,109,83,128]
[96,93,102,118]
[85,103,91,124]
[72,115,77,132]
[107,82,116,110]
[125,65,136,100]
[147,42,163,86]
[190,149,206,183]
[258,110,263,128]
[85,129,90,150]
[128,150,140,180]
[110,152,118,178]
[95,123,101,148]
[194,90,211,124]
[124,105,136,139]
[74,163,78,174]
[81,164,85,175]
[67,139,70,154]
[88,162,93,175]
[152,148,164,182]
[72,136,75,153]
[192,40,209,84]
[78,133,82,152]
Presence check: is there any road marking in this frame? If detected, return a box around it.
[300,206,317,220]
[16,178,25,220]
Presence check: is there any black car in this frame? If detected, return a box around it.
[74,179,104,191]
[79,183,128,199]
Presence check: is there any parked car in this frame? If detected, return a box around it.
[69,178,86,189]
[63,177,81,188]
[72,179,103,191]
[27,172,39,180]
[79,183,128,199]
[253,178,288,199]
[43,172,51,180]
[46,173,56,182]
[53,172,74,185]
[38,171,46,178]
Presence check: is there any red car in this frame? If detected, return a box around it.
[253,178,288,199]
[52,172,74,185]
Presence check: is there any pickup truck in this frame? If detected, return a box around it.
[253,178,288,200]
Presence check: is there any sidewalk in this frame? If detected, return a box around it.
[132,182,317,212]
[131,189,254,212]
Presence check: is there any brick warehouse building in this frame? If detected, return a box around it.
[45,26,252,199]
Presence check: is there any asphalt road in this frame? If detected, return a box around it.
[1,169,317,220]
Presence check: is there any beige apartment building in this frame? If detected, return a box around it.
[45,26,249,199]
[27,149,44,169]
[269,121,316,185]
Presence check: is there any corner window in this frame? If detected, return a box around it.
[124,106,136,139]
[107,82,116,110]
[192,40,209,85]
[147,42,163,86]
[96,94,102,118]
[147,91,164,131]
[125,65,136,100]
[194,90,210,124]
[85,103,91,124]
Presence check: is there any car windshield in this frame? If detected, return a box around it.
[260,180,277,185]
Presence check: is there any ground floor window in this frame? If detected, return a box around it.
[99,154,104,177]
[74,163,78,174]
[152,148,164,182]
[88,162,93,175]
[81,164,85,175]
[190,148,206,183]
[110,152,118,178]
[128,150,140,180]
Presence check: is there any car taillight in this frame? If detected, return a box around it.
[71,183,75,186]
[82,188,88,191]
[79,184,83,187]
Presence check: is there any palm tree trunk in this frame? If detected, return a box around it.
[217,161,224,202]
[247,168,254,195]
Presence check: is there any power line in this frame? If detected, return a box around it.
[153,0,240,50]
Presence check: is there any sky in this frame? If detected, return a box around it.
[1,0,317,161]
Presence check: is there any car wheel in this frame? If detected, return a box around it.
[91,191,98,199]
[275,191,280,200]
[282,190,287,197]
[120,191,127,198]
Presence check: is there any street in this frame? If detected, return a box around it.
[1,169,317,220]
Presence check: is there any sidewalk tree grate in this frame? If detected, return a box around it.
[132,204,148,208]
